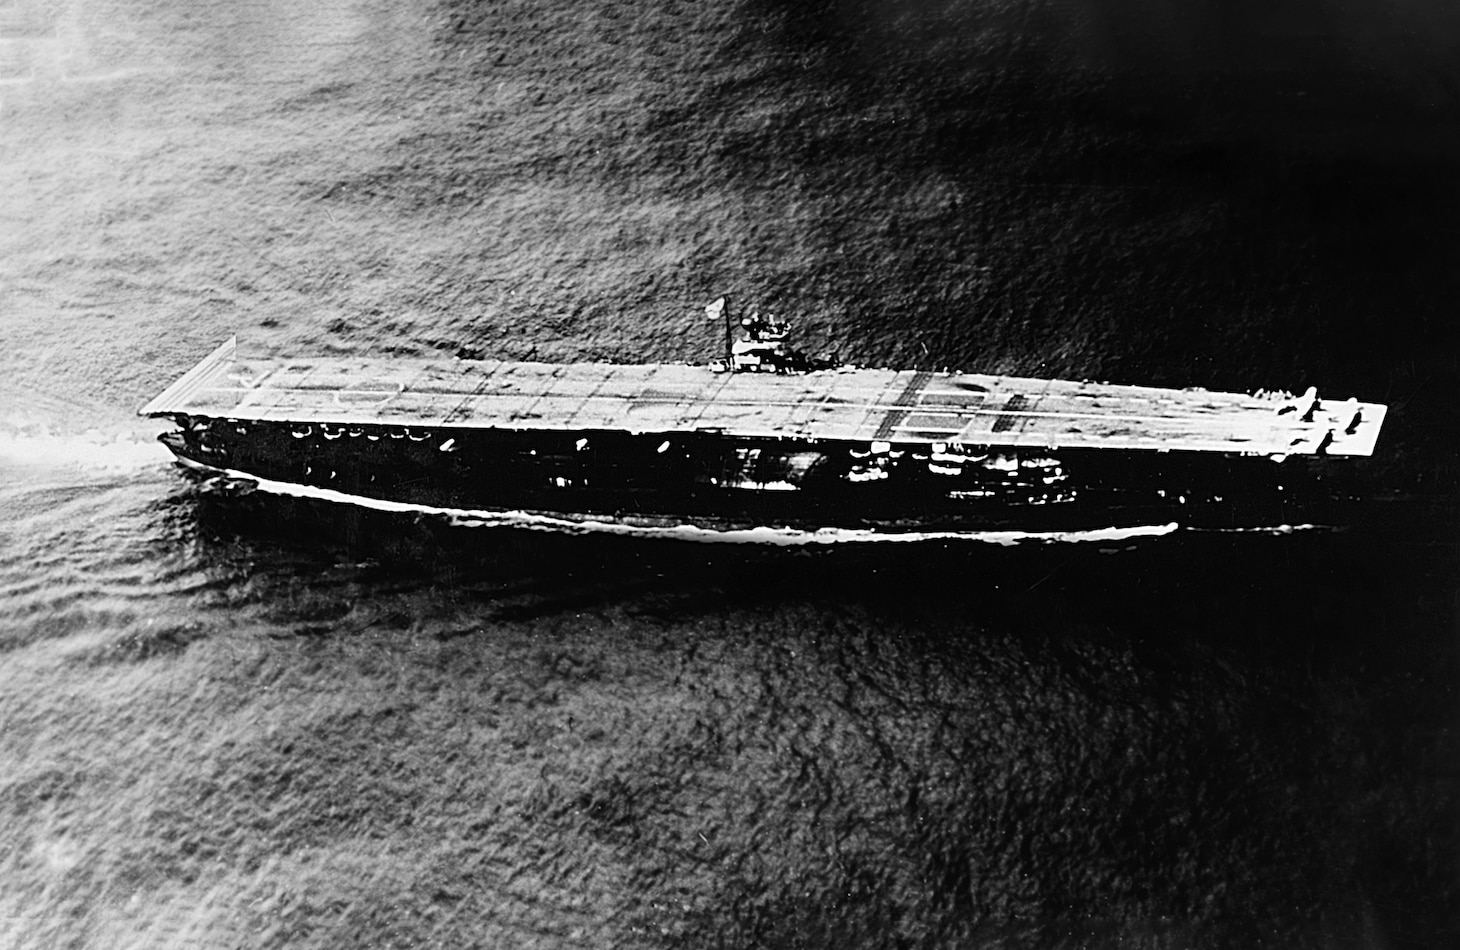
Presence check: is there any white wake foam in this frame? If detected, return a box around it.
[0,426,170,474]
[182,460,1185,547]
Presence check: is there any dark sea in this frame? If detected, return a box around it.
[1,1,1457,947]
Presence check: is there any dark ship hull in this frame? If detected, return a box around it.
[141,338,1386,542]
[157,415,1361,539]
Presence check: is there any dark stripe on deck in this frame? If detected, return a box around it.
[990,393,1029,433]
[873,371,934,440]
[439,366,497,425]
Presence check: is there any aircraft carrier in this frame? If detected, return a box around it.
[139,332,1387,539]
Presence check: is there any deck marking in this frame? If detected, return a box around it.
[873,370,934,440]
[567,364,613,430]
[171,388,1336,440]
[514,364,568,422]
[140,346,1386,457]
[991,393,1029,433]
[439,362,497,426]
[686,370,738,430]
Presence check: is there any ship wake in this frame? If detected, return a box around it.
[182,461,1192,546]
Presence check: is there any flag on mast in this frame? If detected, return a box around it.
[705,297,726,322]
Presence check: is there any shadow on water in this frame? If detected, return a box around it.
[183,478,1456,618]
[148,471,1460,949]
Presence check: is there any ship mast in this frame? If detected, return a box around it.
[705,297,731,367]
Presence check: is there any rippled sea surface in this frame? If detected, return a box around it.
[2,1,1457,947]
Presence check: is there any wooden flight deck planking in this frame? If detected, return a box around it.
[140,338,1388,458]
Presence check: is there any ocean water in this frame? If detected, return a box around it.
[1,1,1456,947]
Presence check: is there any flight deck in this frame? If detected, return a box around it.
[141,338,1386,458]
